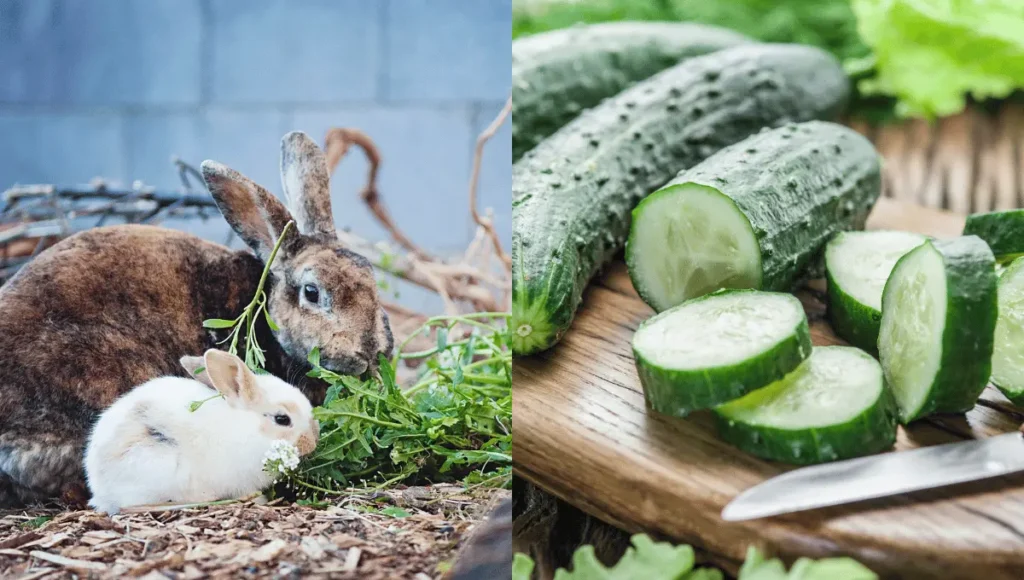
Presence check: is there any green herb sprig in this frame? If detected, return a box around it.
[201,220,294,371]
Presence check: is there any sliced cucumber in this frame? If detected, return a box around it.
[963,209,1024,262]
[992,257,1024,405]
[633,290,811,417]
[825,231,927,353]
[628,185,762,312]
[626,121,881,313]
[715,346,898,464]
[878,236,997,423]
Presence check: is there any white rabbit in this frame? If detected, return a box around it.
[84,349,319,514]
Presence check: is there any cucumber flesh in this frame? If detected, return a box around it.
[715,346,898,464]
[633,290,811,417]
[825,231,926,352]
[626,121,881,313]
[628,184,761,312]
[992,257,1024,404]
[878,237,997,422]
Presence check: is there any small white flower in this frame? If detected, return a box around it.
[262,439,301,478]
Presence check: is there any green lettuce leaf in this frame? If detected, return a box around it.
[852,0,1024,117]
[738,547,877,580]
[553,535,696,580]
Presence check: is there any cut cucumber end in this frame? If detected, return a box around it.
[963,209,1024,259]
[511,292,560,356]
[715,346,898,464]
[993,257,1024,405]
[878,242,947,422]
[878,237,996,422]
[633,290,811,416]
[627,183,761,312]
[825,231,927,353]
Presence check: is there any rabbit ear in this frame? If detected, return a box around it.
[201,160,295,261]
[202,350,261,405]
[180,355,215,389]
[280,131,336,237]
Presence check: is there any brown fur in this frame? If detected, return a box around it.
[0,131,392,507]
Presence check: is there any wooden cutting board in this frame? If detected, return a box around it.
[513,197,1024,579]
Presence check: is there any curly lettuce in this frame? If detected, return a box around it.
[852,0,1024,118]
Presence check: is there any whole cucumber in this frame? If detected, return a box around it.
[512,22,751,161]
[512,44,849,356]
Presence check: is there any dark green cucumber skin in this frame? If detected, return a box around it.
[714,386,899,465]
[888,237,997,421]
[512,22,750,161]
[512,44,850,356]
[635,121,881,308]
[633,291,813,417]
[963,210,1024,259]
[826,267,883,355]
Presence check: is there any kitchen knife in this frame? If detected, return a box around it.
[722,429,1024,521]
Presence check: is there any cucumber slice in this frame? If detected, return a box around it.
[633,290,811,417]
[825,231,927,353]
[626,121,881,313]
[714,346,898,464]
[628,184,762,312]
[992,257,1024,405]
[878,236,997,423]
[963,209,1024,262]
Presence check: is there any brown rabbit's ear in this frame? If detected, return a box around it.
[180,355,215,388]
[280,131,336,237]
[202,350,261,405]
[201,160,295,261]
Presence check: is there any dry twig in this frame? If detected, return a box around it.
[323,100,512,319]
[468,96,512,271]
[324,128,434,260]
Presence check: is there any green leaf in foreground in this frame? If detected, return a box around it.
[522,535,878,580]
[513,553,536,580]
[380,506,411,518]
[554,535,695,580]
[202,318,237,329]
[738,547,876,580]
[852,0,1024,117]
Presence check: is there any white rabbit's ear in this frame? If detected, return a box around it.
[180,355,215,388]
[280,131,336,237]
[201,160,296,262]
[202,350,261,405]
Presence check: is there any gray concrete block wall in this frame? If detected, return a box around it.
[0,0,512,272]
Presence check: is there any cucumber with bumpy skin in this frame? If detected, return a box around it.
[633,290,812,417]
[512,22,750,161]
[715,346,898,464]
[963,209,1024,262]
[825,231,926,353]
[627,121,881,313]
[878,236,997,423]
[512,44,849,356]
[992,257,1024,405]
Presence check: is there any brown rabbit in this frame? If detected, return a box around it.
[0,131,393,507]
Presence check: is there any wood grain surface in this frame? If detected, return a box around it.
[513,197,1024,579]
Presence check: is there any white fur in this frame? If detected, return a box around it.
[84,372,313,514]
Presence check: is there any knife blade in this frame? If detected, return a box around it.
[722,431,1024,521]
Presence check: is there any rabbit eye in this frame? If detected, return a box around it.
[302,284,320,304]
[274,414,291,427]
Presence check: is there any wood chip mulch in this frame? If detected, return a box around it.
[0,484,509,579]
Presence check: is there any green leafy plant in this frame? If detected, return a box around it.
[851,0,1024,118]
[282,312,512,496]
[513,535,877,579]
[201,220,294,371]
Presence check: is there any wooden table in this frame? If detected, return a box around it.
[514,197,1024,579]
